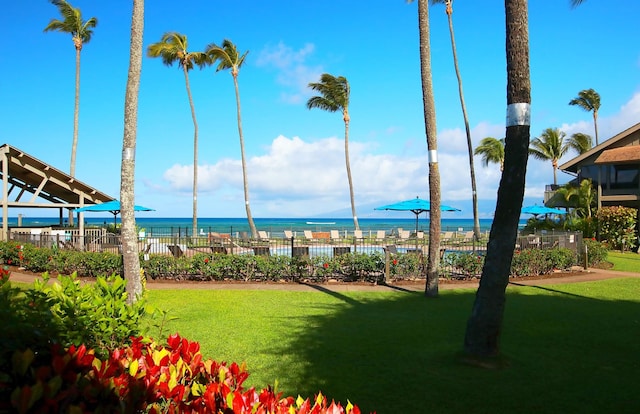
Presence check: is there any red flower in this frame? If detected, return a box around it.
[323,263,329,269]
[204,258,210,264]
[392,259,398,265]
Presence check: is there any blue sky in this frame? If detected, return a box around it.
[2,1,639,219]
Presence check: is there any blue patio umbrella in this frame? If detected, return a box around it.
[375,197,461,244]
[521,204,566,217]
[75,200,154,226]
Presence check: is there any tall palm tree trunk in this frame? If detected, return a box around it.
[464,0,531,358]
[183,67,199,238]
[417,0,441,297]
[445,5,481,241]
[121,0,144,304]
[344,112,360,231]
[233,74,258,238]
[68,47,82,226]
[593,111,599,145]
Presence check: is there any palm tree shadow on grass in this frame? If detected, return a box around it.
[265,282,639,414]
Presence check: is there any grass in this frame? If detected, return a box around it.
[607,251,640,273]
[144,278,640,414]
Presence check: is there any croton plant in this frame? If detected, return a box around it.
[7,333,365,413]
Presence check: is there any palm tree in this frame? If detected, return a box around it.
[464,0,588,360]
[205,40,257,238]
[120,0,144,303]
[44,0,97,226]
[430,0,481,242]
[529,128,570,185]
[307,74,360,231]
[408,0,442,297]
[569,88,601,145]
[147,33,207,239]
[567,132,593,155]
[546,179,595,219]
[464,0,531,359]
[474,137,505,171]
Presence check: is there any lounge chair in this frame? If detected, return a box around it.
[284,230,294,240]
[167,244,184,258]
[375,230,386,242]
[353,230,363,240]
[303,230,315,242]
[397,229,410,241]
[258,231,271,242]
[330,230,342,243]
[462,231,475,243]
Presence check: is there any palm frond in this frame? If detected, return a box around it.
[148,32,205,70]
[568,88,600,112]
[44,0,97,42]
[306,96,339,112]
[568,132,593,154]
[474,137,504,167]
[307,73,349,111]
[206,39,247,73]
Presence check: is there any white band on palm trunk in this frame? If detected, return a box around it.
[506,103,531,127]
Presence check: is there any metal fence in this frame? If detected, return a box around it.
[8,226,582,272]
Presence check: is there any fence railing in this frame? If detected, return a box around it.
[8,228,582,256]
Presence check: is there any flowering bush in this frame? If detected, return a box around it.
[6,334,365,414]
[443,252,484,279]
[597,206,637,251]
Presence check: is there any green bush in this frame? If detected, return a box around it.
[597,206,638,251]
[3,240,590,284]
[0,269,148,408]
[545,247,577,270]
[35,273,147,356]
[584,238,608,266]
[443,252,484,278]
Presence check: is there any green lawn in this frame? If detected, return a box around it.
[607,251,640,273]
[145,278,640,414]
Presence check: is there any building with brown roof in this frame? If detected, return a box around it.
[559,122,640,210]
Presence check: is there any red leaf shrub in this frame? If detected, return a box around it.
[7,334,367,414]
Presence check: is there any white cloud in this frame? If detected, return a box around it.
[153,91,640,217]
[256,42,323,104]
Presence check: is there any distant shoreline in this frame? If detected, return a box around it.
[6,216,522,236]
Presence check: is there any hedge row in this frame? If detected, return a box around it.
[0,239,607,283]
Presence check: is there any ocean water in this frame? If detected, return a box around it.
[10,216,526,238]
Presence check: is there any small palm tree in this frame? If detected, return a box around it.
[529,128,570,185]
[546,179,595,219]
[205,40,257,238]
[474,137,505,171]
[569,88,601,145]
[307,74,360,231]
[147,33,207,238]
[567,132,593,155]
[44,0,97,226]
